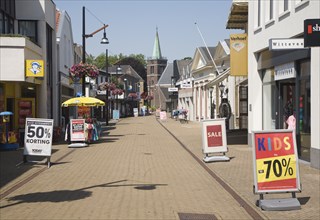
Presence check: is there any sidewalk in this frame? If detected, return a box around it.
[0,116,319,220]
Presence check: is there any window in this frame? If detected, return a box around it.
[258,0,261,27]
[262,69,276,129]
[269,0,274,20]
[284,0,289,11]
[150,66,154,74]
[0,11,14,34]
[18,20,37,43]
[254,0,262,29]
[279,0,290,14]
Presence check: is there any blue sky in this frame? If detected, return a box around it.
[54,0,242,62]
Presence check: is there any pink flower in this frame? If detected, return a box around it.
[69,62,99,79]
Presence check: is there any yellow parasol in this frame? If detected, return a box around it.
[61,97,105,107]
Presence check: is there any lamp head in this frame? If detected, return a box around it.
[219,83,225,93]
[101,29,109,44]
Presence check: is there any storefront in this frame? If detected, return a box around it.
[259,48,311,161]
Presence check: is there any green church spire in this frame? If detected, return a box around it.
[152,27,162,59]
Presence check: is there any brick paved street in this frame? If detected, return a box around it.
[0,115,319,220]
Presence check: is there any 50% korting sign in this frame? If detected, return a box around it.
[253,130,301,194]
[24,118,54,157]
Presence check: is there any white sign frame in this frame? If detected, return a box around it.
[201,119,228,154]
[24,118,53,157]
[252,129,301,194]
[70,119,86,142]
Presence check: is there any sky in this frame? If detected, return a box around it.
[54,0,242,62]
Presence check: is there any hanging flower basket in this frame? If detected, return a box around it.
[69,62,99,80]
[99,82,116,91]
[146,95,154,100]
[111,88,123,96]
[128,93,138,99]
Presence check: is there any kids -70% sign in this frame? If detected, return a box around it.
[254,131,300,192]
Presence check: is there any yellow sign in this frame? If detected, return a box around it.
[230,34,248,76]
[256,154,297,183]
[26,60,44,77]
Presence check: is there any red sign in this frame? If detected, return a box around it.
[253,131,300,193]
[70,119,85,141]
[201,119,227,154]
[206,125,222,147]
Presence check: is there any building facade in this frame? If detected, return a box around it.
[0,0,57,139]
[248,0,320,168]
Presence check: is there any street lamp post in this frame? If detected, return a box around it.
[209,87,213,119]
[219,83,225,100]
[82,6,108,97]
[104,48,109,125]
[124,78,127,117]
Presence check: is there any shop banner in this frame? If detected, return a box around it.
[24,118,53,156]
[252,130,301,193]
[230,33,248,76]
[201,119,227,154]
[70,119,86,142]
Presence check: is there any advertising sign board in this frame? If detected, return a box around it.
[113,110,120,119]
[70,119,86,142]
[133,108,138,117]
[160,111,167,121]
[304,19,320,47]
[24,118,53,156]
[252,130,301,193]
[201,119,227,154]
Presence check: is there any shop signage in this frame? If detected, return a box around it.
[181,83,192,88]
[24,118,53,156]
[97,90,106,95]
[230,33,248,76]
[252,130,301,193]
[201,119,227,154]
[269,39,304,50]
[70,119,86,142]
[168,87,178,92]
[304,19,320,47]
[274,62,296,81]
[26,60,44,77]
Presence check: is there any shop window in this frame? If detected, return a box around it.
[262,69,276,130]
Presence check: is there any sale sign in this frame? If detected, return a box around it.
[70,119,86,142]
[201,119,227,154]
[252,130,301,193]
[24,118,53,156]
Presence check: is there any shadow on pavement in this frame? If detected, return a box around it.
[0,149,59,188]
[1,180,167,209]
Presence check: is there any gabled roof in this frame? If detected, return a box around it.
[158,63,174,86]
[191,46,216,72]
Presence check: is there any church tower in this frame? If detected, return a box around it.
[146,27,167,108]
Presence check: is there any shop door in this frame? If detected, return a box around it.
[277,82,295,130]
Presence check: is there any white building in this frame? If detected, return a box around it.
[248,0,320,168]
[56,8,75,127]
[0,0,57,131]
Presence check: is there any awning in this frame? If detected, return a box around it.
[226,0,248,30]
[205,68,230,89]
